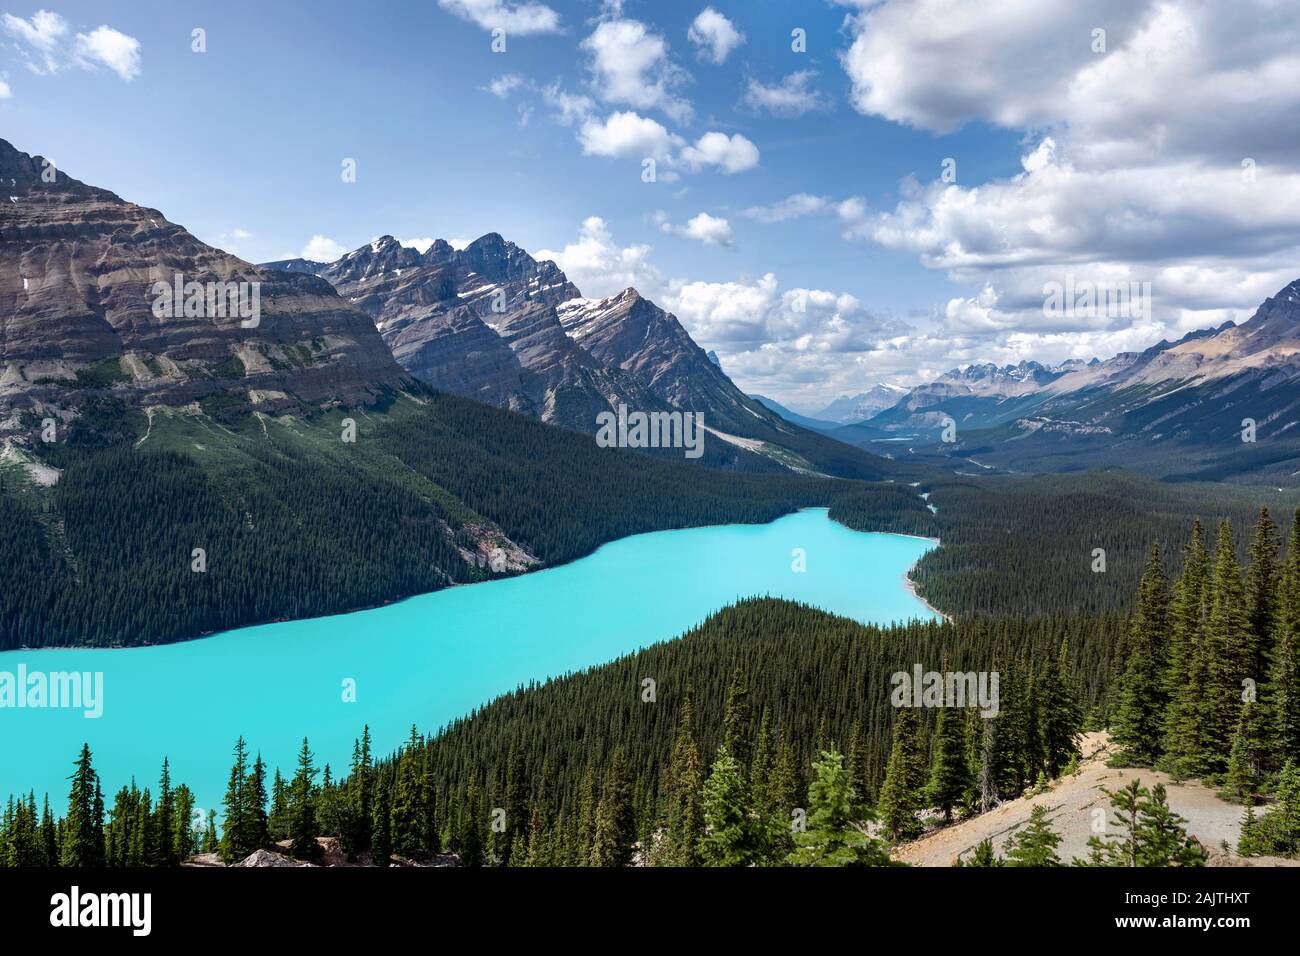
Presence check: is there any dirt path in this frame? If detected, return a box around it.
[893,732,1299,866]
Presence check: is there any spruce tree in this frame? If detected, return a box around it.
[590,748,634,867]
[700,745,756,866]
[1112,544,1168,764]
[662,694,705,866]
[371,771,393,867]
[877,706,926,841]
[1200,521,1251,773]
[788,750,892,866]
[721,668,752,772]
[1004,804,1061,866]
[927,685,972,824]
[1135,784,1206,866]
[289,737,319,860]
[219,737,251,863]
[1244,507,1281,680]
[61,744,103,868]
[1162,521,1210,772]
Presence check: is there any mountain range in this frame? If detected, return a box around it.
[262,236,894,478]
[820,285,1300,481]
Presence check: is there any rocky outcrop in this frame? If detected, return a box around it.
[0,137,408,432]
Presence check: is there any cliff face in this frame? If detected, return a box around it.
[0,137,407,431]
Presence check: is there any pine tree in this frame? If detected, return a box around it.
[289,737,319,859]
[700,745,756,866]
[152,758,175,866]
[877,706,926,841]
[1004,804,1061,867]
[202,810,218,854]
[1225,700,1266,803]
[927,683,972,824]
[590,748,634,867]
[1039,640,1082,777]
[1112,544,1168,763]
[247,754,269,850]
[1200,521,1251,773]
[172,784,196,862]
[964,837,1002,867]
[1135,784,1206,866]
[1244,507,1281,681]
[391,729,425,860]
[1269,513,1300,767]
[1163,521,1210,772]
[721,668,752,772]
[788,750,892,866]
[61,744,103,867]
[219,737,251,863]
[1080,780,1144,867]
[371,771,393,867]
[662,693,705,866]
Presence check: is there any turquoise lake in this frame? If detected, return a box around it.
[0,508,937,816]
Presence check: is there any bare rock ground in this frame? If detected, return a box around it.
[894,732,1300,867]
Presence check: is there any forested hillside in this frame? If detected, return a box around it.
[0,387,861,649]
[833,470,1300,618]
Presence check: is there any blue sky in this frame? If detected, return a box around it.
[4,1,1300,411]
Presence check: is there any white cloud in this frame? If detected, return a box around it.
[744,193,828,223]
[581,18,692,123]
[578,110,684,160]
[741,71,830,116]
[679,131,759,174]
[833,0,1300,370]
[449,237,472,250]
[437,0,561,35]
[535,217,916,404]
[401,237,437,253]
[535,216,661,298]
[658,211,734,246]
[687,8,744,65]
[0,80,10,99]
[301,235,348,262]
[73,26,141,81]
[3,13,141,81]
[485,73,526,98]
[231,228,253,240]
[541,82,596,125]
[2,10,67,74]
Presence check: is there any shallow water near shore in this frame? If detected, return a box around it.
[0,508,937,814]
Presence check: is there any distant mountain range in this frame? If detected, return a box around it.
[750,395,841,433]
[833,286,1300,481]
[814,385,910,424]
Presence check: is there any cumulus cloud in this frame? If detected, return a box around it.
[401,237,437,253]
[679,131,759,174]
[2,9,67,74]
[581,18,692,123]
[741,71,830,116]
[657,211,734,246]
[437,0,561,35]
[0,79,10,99]
[687,8,744,65]
[301,235,348,262]
[3,11,140,81]
[578,110,684,160]
[74,26,140,81]
[535,216,662,298]
[836,0,1300,364]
